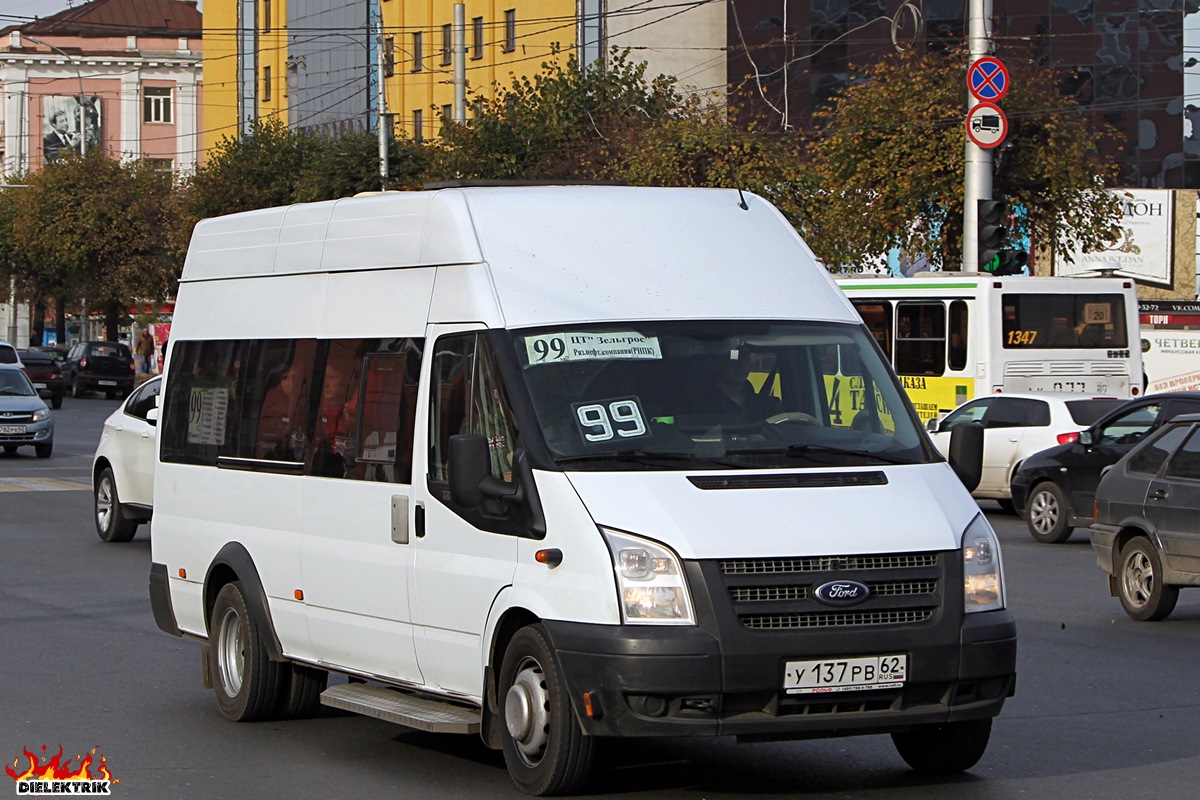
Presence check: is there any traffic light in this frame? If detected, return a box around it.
[977,199,1028,275]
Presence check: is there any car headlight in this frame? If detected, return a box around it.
[963,514,1006,613]
[601,528,695,625]
[32,408,50,422]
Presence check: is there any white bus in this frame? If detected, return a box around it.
[835,273,1142,425]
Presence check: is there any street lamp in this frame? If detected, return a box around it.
[22,33,88,156]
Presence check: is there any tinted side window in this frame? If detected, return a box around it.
[0,346,17,364]
[429,333,516,484]
[347,339,422,483]
[852,302,892,361]
[895,302,945,376]
[940,398,990,431]
[1163,427,1200,480]
[1097,404,1161,446]
[125,379,161,420]
[984,398,1046,429]
[1130,425,1191,475]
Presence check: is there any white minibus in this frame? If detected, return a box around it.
[149,186,1014,795]
[836,273,1142,425]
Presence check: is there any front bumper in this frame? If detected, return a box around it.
[0,419,53,447]
[544,555,1016,740]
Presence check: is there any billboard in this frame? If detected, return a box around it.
[1056,188,1174,288]
[42,95,101,162]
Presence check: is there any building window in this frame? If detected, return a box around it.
[143,87,173,124]
[442,23,452,65]
[412,31,423,72]
[263,0,271,32]
[412,109,423,144]
[262,65,272,102]
[503,10,516,52]
[442,104,452,126]
[472,17,483,59]
[148,158,174,171]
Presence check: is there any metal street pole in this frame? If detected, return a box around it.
[962,0,993,272]
[453,4,466,123]
[23,34,87,157]
[376,16,389,190]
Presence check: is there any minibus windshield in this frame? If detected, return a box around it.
[511,320,936,470]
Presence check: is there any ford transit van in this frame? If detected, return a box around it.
[149,185,1015,795]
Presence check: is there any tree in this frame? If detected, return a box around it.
[803,48,1122,271]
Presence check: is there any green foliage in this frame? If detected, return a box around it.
[804,48,1121,270]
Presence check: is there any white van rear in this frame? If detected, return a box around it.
[149,185,1014,795]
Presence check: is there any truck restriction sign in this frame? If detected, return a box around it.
[966,102,1007,148]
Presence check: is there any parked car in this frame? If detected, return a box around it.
[17,349,65,409]
[92,376,160,542]
[1091,414,1200,620]
[0,363,54,458]
[62,340,136,399]
[30,344,70,363]
[0,340,21,367]
[928,392,1121,512]
[1011,391,1200,543]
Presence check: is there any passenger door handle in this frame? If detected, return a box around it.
[415,503,425,538]
[1148,488,1168,500]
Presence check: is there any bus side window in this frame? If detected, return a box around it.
[852,301,892,361]
[895,302,946,376]
[948,300,968,371]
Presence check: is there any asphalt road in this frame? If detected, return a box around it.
[3,397,1200,799]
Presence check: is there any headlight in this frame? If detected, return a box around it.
[601,528,695,625]
[963,514,1005,613]
[32,408,50,422]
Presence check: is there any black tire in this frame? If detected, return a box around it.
[3,445,16,455]
[105,389,116,400]
[499,625,595,796]
[51,394,63,409]
[892,718,992,773]
[35,443,52,459]
[996,498,1016,515]
[1025,482,1073,543]
[277,663,328,719]
[208,581,285,722]
[71,379,84,399]
[94,466,137,542]
[1117,537,1179,621]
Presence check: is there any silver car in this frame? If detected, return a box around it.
[0,364,54,458]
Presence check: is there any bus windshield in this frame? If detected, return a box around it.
[1002,293,1128,349]
[510,320,936,470]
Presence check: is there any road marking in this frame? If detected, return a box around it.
[0,477,91,492]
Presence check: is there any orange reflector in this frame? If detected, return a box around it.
[178,568,186,579]
[583,692,595,718]
[535,550,551,564]
[535,548,563,567]
[294,589,304,601]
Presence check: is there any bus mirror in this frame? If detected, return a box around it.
[449,434,522,508]
[926,418,940,433]
[948,422,983,493]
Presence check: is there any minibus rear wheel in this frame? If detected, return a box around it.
[499,625,595,795]
[891,718,991,773]
[209,581,285,722]
[278,663,328,719]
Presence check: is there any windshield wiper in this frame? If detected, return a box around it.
[555,450,744,469]
[728,443,914,465]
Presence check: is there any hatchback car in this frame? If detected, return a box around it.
[0,340,20,367]
[1091,414,1200,620]
[0,364,54,458]
[928,392,1121,512]
[17,349,65,409]
[1011,391,1200,543]
[92,376,160,542]
[63,340,136,399]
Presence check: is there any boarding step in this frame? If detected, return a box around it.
[320,683,480,734]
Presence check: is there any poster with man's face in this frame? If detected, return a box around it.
[42,95,101,162]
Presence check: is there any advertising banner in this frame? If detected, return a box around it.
[1056,189,1174,287]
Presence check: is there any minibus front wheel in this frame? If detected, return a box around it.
[499,625,595,795]
[209,581,284,722]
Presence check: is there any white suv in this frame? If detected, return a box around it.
[928,391,1122,510]
[92,376,160,542]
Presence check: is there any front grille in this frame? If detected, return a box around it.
[722,553,937,574]
[689,472,887,490]
[0,413,34,424]
[716,551,944,632]
[742,608,934,630]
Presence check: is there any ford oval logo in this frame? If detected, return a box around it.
[814,580,871,606]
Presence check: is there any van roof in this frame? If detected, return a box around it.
[181,185,858,328]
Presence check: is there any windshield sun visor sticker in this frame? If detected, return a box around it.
[525,332,662,364]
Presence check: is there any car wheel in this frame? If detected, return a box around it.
[51,395,63,410]
[996,498,1016,515]
[209,581,285,722]
[892,718,992,773]
[3,445,17,455]
[71,379,84,399]
[34,443,52,459]
[1025,482,1073,543]
[499,625,595,796]
[1117,538,1179,621]
[94,467,138,542]
[105,390,116,400]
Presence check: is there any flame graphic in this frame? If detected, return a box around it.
[5,745,119,784]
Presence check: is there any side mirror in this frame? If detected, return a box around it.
[1078,430,1094,446]
[146,407,159,427]
[948,422,983,493]
[926,418,940,433]
[448,433,521,508]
